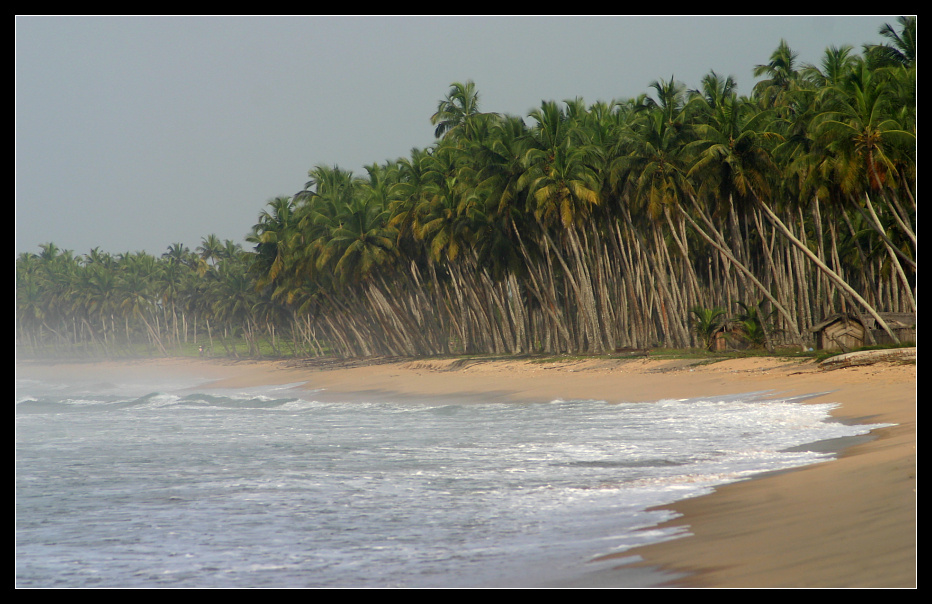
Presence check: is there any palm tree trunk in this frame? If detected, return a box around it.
[754,194,899,344]
[680,195,805,346]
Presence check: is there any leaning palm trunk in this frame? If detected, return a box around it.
[136,310,168,356]
[855,193,916,312]
[883,188,916,249]
[533,223,595,352]
[618,207,678,348]
[612,219,651,347]
[810,196,834,320]
[753,192,900,344]
[662,207,703,313]
[512,221,572,352]
[859,193,916,270]
[680,193,805,346]
[565,226,608,352]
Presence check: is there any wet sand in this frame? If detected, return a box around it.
[16,353,916,588]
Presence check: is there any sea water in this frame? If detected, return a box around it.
[15,368,891,588]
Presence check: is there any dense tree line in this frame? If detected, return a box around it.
[16,18,916,358]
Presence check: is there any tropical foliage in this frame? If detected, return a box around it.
[17,18,916,359]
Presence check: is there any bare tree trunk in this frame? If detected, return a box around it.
[754,195,899,344]
[680,195,805,346]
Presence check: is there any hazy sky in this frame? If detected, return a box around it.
[15,15,900,257]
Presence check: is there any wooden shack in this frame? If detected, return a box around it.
[710,322,752,352]
[810,312,916,351]
[870,312,917,346]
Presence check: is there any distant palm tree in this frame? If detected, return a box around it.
[197,234,224,267]
[430,80,482,140]
[753,39,801,113]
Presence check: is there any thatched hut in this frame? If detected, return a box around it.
[810,312,916,352]
[709,322,755,352]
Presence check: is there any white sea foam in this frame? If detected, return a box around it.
[15,373,893,588]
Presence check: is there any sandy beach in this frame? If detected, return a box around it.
[16,352,916,588]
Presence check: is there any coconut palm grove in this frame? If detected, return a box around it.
[16,18,916,359]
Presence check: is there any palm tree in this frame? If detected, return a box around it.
[326,192,397,285]
[639,76,691,127]
[209,257,260,356]
[197,234,224,267]
[16,254,48,351]
[413,164,468,264]
[524,143,602,230]
[864,16,916,69]
[686,84,776,210]
[815,59,913,192]
[734,299,777,350]
[690,305,727,351]
[801,45,858,90]
[684,80,786,317]
[248,195,300,291]
[116,252,167,354]
[810,57,916,313]
[612,91,694,221]
[753,39,802,114]
[295,164,361,281]
[430,80,483,140]
[82,262,121,351]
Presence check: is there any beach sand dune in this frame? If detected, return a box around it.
[16,353,916,588]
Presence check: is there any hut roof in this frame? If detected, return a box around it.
[810,312,916,332]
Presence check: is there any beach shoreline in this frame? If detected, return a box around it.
[15,352,916,588]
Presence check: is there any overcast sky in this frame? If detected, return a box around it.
[15,15,900,257]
